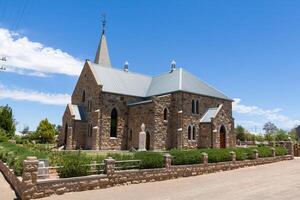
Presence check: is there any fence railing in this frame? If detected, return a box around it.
[37,159,142,179]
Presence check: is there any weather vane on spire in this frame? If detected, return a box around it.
[101,13,106,34]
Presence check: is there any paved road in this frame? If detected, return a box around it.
[0,172,17,200]
[41,158,300,200]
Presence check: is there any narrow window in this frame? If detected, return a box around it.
[88,100,92,112]
[110,108,118,138]
[82,90,85,102]
[196,100,199,114]
[188,125,192,140]
[192,126,196,140]
[192,100,195,114]
[88,123,93,137]
[163,108,168,121]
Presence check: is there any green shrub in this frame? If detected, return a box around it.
[134,152,164,169]
[256,147,272,158]
[201,149,232,163]
[170,149,202,165]
[275,147,287,156]
[229,148,254,160]
[106,152,134,161]
[57,151,91,178]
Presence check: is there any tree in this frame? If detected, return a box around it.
[275,129,289,141]
[35,118,56,143]
[288,128,297,141]
[263,122,278,134]
[0,105,16,138]
[235,125,246,141]
[21,126,30,135]
[255,134,264,142]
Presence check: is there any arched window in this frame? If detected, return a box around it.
[192,100,195,114]
[163,108,168,121]
[110,108,118,138]
[82,90,85,102]
[192,126,196,140]
[196,100,199,114]
[188,125,192,140]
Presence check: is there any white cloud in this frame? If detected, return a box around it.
[0,28,83,76]
[233,98,300,130]
[0,84,70,106]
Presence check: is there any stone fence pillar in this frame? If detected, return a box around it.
[230,151,236,162]
[201,152,208,164]
[270,147,276,157]
[104,157,115,177]
[252,149,259,159]
[163,154,172,170]
[21,156,39,200]
[285,141,294,156]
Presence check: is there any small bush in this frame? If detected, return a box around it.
[57,151,91,178]
[170,149,202,165]
[256,147,272,158]
[134,152,164,169]
[201,149,232,163]
[275,147,287,156]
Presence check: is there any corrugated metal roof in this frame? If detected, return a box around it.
[89,62,231,100]
[72,105,86,121]
[200,104,223,123]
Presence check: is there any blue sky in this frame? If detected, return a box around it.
[0,0,299,132]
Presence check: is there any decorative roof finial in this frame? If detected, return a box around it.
[124,61,129,72]
[170,59,176,73]
[101,13,106,34]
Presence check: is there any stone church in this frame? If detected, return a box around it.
[58,27,235,151]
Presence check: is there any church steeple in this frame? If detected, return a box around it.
[94,14,112,67]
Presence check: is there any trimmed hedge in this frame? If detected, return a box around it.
[275,147,288,156]
[170,149,202,165]
[134,152,164,169]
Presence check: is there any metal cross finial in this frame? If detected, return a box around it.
[101,14,106,34]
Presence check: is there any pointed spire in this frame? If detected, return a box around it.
[94,14,112,67]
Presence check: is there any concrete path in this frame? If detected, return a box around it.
[39,158,300,200]
[0,172,17,200]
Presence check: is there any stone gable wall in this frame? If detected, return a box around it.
[212,107,235,148]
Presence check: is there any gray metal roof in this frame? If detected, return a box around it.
[72,105,86,121]
[200,104,223,123]
[89,62,231,100]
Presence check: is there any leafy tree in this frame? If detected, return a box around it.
[35,118,56,144]
[275,129,289,141]
[21,126,30,135]
[245,132,255,142]
[0,105,16,138]
[255,134,265,142]
[288,128,297,141]
[235,125,246,141]
[263,122,278,134]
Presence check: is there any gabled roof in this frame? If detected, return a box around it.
[71,105,86,121]
[200,104,223,123]
[88,61,232,100]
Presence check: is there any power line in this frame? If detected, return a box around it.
[13,0,30,30]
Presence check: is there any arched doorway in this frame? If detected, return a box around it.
[146,131,150,150]
[64,123,68,149]
[220,125,226,148]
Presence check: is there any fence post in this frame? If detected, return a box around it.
[285,141,294,156]
[21,156,39,200]
[252,149,259,159]
[270,147,276,157]
[201,152,208,165]
[104,157,115,177]
[230,151,236,162]
[163,153,172,170]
